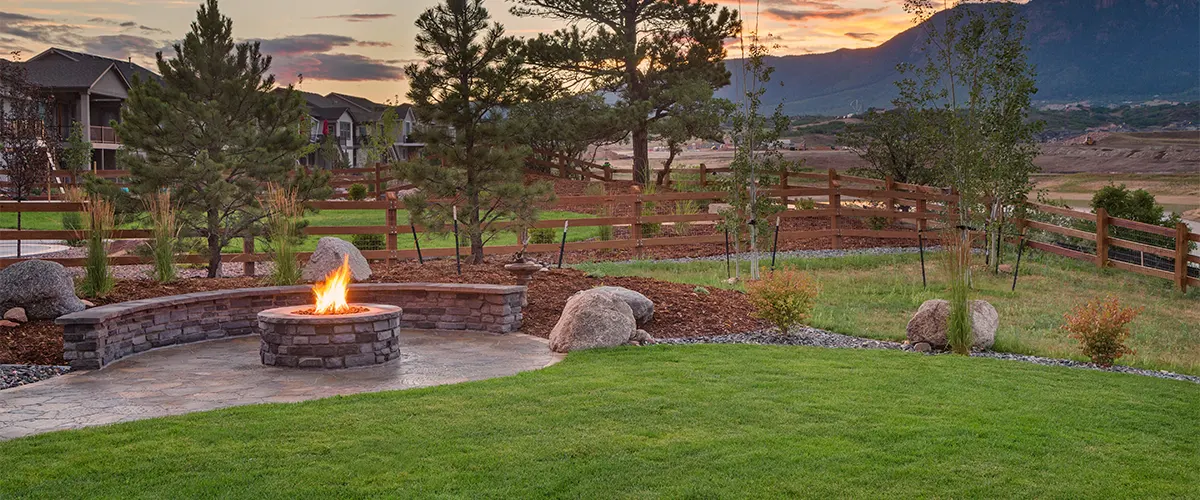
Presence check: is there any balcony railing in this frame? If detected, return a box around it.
[89,126,119,144]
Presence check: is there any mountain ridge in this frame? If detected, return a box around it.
[718,0,1200,115]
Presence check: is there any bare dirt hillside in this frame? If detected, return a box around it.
[1037,132,1200,174]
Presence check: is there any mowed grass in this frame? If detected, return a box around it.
[0,209,600,252]
[0,346,1196,498]
[575,251,1200,375]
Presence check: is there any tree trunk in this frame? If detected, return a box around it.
[632,124,649,185]
[655,147,678,187]
[206,209,222,278]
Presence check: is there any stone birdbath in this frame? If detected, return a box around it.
[505,261,542,286]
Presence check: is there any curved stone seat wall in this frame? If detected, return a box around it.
[56,283,526,370]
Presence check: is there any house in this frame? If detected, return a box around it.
[301,91,423,168]
[19,48,159,170]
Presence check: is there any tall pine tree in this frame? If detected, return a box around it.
[398,0,552,264]
[513,0,740,184]
[115,0,326,277]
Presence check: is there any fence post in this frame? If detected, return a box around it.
[1095,207,1109,269]
[374,162,383,200]
[699,163,707,187]
[604,163,613,182]
[242,236,255,277]
[779,165,790,208]
[1175,222,1190,293]
[885,175,895,212]
[631,187,644,259]
[828,168,841,249]
[386,192,398,267]
[916,198,927,232]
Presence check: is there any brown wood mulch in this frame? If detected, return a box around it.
[1,259,765,366]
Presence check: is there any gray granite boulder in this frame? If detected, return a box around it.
[302,237,371,282]
[591,286,654,326]
[550,289,651,353]
[0,260,85,320]
[905,299,998,350]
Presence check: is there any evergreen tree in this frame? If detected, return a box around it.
[114,0,327,277]
[649,79,734,186]
[398,0,553,265]
[513,0,740,184]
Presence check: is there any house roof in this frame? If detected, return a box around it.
[295,90,415,123]
[23,48,160,90]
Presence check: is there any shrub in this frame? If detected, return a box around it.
[351,233,385,251]
[796,198,816,210]
[674,200,699,236]
[263,184,303,285]
[745,269,819,335]
[79,196,115,298]
[347,183,368,201]
[583,184,614,241]
[529,227,557,244]
[639,183,661,238]
[144,190,178,283]
[1062,295,1142,367]
[867,216,890,231]
[693,286,709,296]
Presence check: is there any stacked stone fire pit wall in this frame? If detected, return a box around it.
[56,283,525,370]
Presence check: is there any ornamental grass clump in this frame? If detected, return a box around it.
[263,184,303,285]
[745,269,819,335]
[79,196,115,298]
[941,229,974,355]
[144,191,178,283]
[1062,295,1142,367]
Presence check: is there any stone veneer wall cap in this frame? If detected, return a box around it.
[56,283,526,325]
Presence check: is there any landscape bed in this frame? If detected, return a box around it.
[0,346,1195,497]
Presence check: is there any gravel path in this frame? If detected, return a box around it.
[2,365,71,390]
[613,246,941,265]
[659,328,1200,384]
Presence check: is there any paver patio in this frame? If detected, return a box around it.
[0,330,561,440]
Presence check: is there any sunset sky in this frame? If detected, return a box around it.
[0,0,918,102]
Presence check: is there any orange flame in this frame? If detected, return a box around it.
[312,255,353,315]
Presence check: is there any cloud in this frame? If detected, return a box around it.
[119,21,137,28]
[0,11,84,47]
[273,52,406,83]
[764,7,885,21]
[356,41,393,48]
[82,34,163,60]
[139,25,169,35]
[316,13,395,22]
[254,34,358,56]
[844,32,878,41]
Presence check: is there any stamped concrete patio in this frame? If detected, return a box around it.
[0,330,561,440]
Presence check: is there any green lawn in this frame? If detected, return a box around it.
[1,209,600,252]
[575,250,1200,376]
[1,346,1195,498]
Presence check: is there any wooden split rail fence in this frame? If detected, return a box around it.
[1016,202,1199,292]
[0,170,960,272]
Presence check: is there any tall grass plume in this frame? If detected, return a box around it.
[263,184,304,285]
[144,191,178,283]
[79,196,115,297]
[941,228,974,355]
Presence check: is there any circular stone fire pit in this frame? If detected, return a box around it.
[257,304,402,369]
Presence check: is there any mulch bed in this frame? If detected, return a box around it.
[0,259,765,366]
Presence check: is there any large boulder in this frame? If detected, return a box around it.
[591,286,654,326]
[549,289,652,353]
[302,237,371,282]
[906,299,998,350]
[0,260,86,320]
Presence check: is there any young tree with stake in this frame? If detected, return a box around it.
[397,0,553,264]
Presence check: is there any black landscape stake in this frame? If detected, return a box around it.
[724,227,731,279]
[770,216,780,270]
[1012,234,1027,292]
[411,222,423,264]
[918,231,927,289]
[557,220,569,268]
[452,206,461,275]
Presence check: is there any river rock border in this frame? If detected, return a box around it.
[55,283,526,370]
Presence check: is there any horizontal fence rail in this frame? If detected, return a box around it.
[1017,202,1199,292]
[0,170,962,271]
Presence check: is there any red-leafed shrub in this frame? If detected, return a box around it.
[746,269,820,335]
[1062,295,1142,367]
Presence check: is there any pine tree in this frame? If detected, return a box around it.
[513,0,740,184]
[398,0,553,264]
[114,0,327,277]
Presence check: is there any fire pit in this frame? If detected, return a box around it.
[257,256,402,368]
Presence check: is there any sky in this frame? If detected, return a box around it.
[0,0,919,103]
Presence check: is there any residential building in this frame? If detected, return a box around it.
[299,91,423,169]
[19,48,159,170]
